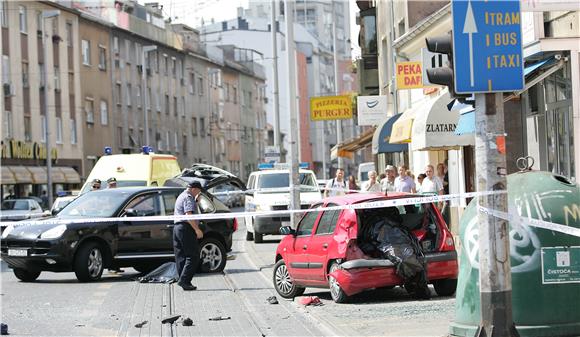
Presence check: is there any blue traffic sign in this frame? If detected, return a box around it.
[452,0,524,93]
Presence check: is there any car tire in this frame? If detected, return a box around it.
[328,262,348,303]
[273,260,305,298]
[199,238,227,273]
[13,268,41,282]
[74,242,104,282]
[254,232,264,243]
[245,231,254,241]
[433,279,457,297]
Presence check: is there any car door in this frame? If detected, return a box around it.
[307,205,341,282]
[284,207,321,282]
[117,192,169,257]
[159,190,180,253]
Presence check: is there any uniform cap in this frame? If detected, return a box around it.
[187,181,203,189]
[107,177,117,183]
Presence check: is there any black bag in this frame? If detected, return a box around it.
[137,262,178,283]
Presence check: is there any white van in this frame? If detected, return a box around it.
[244,169,322,243]
[357,162,375,183]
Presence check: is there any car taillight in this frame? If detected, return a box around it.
[233,218,238,232]
[441,233,455,251]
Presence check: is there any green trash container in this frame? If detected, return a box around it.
[450,171,580,337]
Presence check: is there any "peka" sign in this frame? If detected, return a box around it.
[396,61,423,90]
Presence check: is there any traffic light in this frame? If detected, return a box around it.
[425,34,469,101]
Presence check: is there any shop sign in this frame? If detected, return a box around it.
[310,95,352,121]
[357,95,387,126]
[1,140,58,161]
[396,61,423,90]
[542,247,580,284]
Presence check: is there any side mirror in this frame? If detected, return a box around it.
[279,226,295,236]
[44,210,53,216]
[124,208,139,217]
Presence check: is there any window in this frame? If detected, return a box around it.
[297,208,319,236]
[100,100,108,125]
[135,43,141,66]
[315,208,340,235]
[2,55,9,85]
[162,192,177,215]
[233,86,237,104]
[113,36,119,54]
[198,77,204,95]
[165,130,170,150]
[125,40,131,63]
[24,116,31,141]
[200,118,205,137]
[181,97,185,117]
[19,5,27,33]
[164,94,169,114]
[3,111,12,138]
[115,83,121,105]
[56,117,63,144]
[1,1,7,28]
[98,46,106,70]
[182,134,187,154]
[155,91,160,111]
[85,98,94,124]
[70,118,77,144]
[22,63,29,88]
[81,40,90,65]
[124,193,161,217]
[136,85,141,107]
[189,73,195,94]
[40,115,47,142]
[174,131,178,152]
[126,84,132,106]
[171,57,176,77]
[66,22,72,47]
[192,117,198,136]
[173,96,177,116]
[163,54,168,75]
[197,194,216,214]
[53,66,60,90]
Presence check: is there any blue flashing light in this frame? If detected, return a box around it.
[258,163,274,170]
[142,146,152,154]
[299,162,309,169]
[104,146,112,155]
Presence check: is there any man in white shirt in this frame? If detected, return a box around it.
[394,165,416,193]
[324,168,347,197]
[362,170,382,192]
[381,165,396,192]
[421,164,444,195]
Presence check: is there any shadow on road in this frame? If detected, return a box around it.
[306,286,455,305]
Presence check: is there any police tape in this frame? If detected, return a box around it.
[2,190,502,228]
[477,206,580,238]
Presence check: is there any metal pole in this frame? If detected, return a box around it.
[42,11,60,208]
[142,46,156,146]
[322,122,327,179]
[332,0,343,170]
[474,93,519,337]
[271,0,281,153]
[284,0,301,228]
[208,69,214,165]
[389,0,398,115]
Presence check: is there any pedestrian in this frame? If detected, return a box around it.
[394,165,416,193]
[173,181,204,291]
[361,170,381,192]
[40,190,48,209]
[107,177,117,188]
[422,165,444,198]
[416,173,427,193]
[437,162,449,194]
[324,168,347,197]
[347,175,359,193]
[91,179,102,191]
[381,165,396,192]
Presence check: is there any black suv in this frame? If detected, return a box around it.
[1,186,237,282]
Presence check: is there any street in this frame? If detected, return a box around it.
[1,209,455,337]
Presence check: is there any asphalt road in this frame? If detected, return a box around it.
[1,207,456,336]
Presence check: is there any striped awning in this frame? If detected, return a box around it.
[1,166,16,185]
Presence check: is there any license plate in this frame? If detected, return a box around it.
[8,249,28,257]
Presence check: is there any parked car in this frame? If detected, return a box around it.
[50,195,77,215]
[1,185,238,282]
[273,193,458,303]
[1,199,45,222]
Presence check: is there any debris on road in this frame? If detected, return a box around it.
[209,316,231,321]
[1,323,8,335]
[182,317,194,326]
[134,321,148,328]
[298,296,323,306]
[266,296,278,304]
[161,315,181,324]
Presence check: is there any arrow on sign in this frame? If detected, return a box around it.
[463,0,478,87]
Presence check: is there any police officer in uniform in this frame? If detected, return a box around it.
[173,181,204,290]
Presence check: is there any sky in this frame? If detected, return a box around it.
[141,0,361,59]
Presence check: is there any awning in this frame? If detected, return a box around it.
[7,166,33,184]
[371,113,409,154]
[60,166,81,184]
[1,166,16,185]
[455,109,475,135]
[27,166,48,184]
[411,92,475,151]
[331,127,375,160]
[389,98,435,144]
[51,168,68,183]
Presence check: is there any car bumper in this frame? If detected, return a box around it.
[0,239,75,272]
[329,251,458,296]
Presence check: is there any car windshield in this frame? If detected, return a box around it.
[57,190,131,218]
[1,200,29,211]
[80,180,147,194]
[257,173,318,192]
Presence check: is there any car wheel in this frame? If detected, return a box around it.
[13,268,41,282]
[245,231,254,241]
[199,238,227,273]
[433,279,457,297]
[254,232,264,243]
[74,242,104,282]
[328,262,348,303]
[273,260,305,298]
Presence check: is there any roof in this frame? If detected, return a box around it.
[323,192,418,205]
[251,169,315,175]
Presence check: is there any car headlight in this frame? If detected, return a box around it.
[2,225,14,238]
[40,224,67,239]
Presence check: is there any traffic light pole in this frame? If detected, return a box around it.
[474,93,519,337]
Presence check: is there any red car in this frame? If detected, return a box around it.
[273,193,458,303]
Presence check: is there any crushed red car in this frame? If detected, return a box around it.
[272,192,458,303]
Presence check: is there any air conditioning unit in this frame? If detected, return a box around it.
[3,83,14,97]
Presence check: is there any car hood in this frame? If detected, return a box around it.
[164,164,245,190]
[3,220,64,240]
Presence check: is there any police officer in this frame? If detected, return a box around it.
[91,179,102,191]
[106,177,117,188]
[173,181,204,290]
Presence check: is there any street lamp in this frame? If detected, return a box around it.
[141,45,157,146]
[42,9,60,209]
[207,68,220,165]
